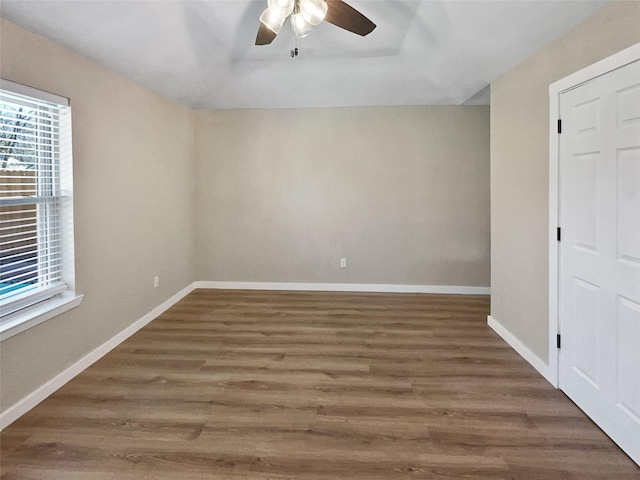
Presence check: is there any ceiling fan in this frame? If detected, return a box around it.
[255,0,376,46]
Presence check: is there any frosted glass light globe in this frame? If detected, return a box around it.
[268,0,295,16]
[292,12,313,38]
[300,0,328,26]
[260,7,286,34]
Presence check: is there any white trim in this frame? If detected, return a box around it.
[0,78,69,106]
[0,293,83,342]
[548,82,561,388]
[548,42,640,389]
[0,282,196,430]
[549,43,640,95]
[487,315,554,385]
[194,281,490,295]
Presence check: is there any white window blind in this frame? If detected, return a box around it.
[0,80,75,321]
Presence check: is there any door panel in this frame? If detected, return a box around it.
[573,97,601,134]
[616,148,640,263]
[574,152,600,251]
[616,295,640,423]
[559,59,640,465]
[616,83,640,127]
[573,277,600,388]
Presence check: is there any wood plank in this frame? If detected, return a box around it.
[1,290,638,478]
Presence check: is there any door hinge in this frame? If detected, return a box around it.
[557,334,561,349]
[557,227,561,241]
[557,119,562,134]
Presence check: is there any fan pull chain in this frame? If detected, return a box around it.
[290,20,299,58]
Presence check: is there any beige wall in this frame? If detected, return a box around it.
[0,17,492,417]
[490,1,640,362]
[0,19,195,411]
[194,106,490,286]
[0,19,490,419]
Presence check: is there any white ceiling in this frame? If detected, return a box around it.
[0,0,608,110]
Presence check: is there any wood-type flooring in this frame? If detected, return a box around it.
[1,289,639,479]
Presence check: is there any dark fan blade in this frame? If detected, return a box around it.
[255,22,278,45]
[325,0,376,36]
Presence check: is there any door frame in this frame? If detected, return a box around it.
[548,42,640,388]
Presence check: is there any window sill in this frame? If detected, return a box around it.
[0,294,83,341]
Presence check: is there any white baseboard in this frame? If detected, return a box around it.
[195,281,490,295]
[487,315,555,385]
[0,282,196,431]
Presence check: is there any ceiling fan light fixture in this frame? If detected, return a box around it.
[268,0,294,16]
[259,7,286,34]
[254,0,376,47]
[292,12,313,38]
[299,0,328,26]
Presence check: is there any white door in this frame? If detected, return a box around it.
[559,59,640,465]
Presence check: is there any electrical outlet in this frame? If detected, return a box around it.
[153,275,159,288]
[340,258,347,268]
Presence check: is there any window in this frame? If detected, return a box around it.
[0,80,81,340]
